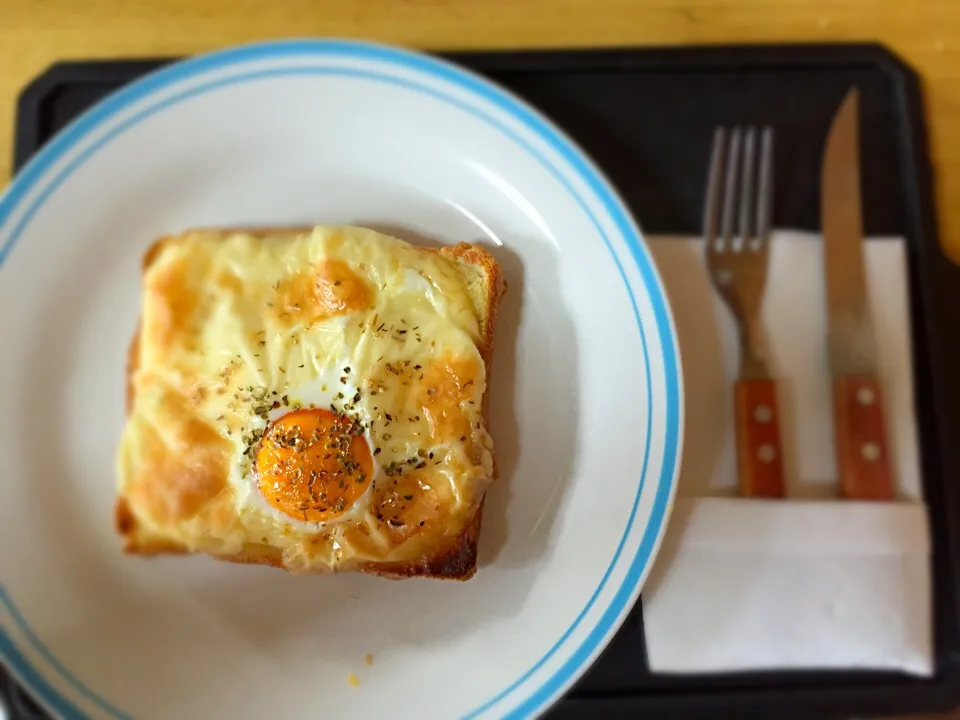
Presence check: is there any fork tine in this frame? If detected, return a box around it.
[755,127,774,249]
[703,127,726,245]
[721,127,741,248]
[738,127,757,249]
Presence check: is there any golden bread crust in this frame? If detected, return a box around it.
[117,226,505,580]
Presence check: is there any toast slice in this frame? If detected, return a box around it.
[116,226,505,580]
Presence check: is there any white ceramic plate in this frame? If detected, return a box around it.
[0,40,683,719]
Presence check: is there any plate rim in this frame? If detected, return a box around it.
[0,38,684,720]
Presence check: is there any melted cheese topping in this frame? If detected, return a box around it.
[116,226,494,572]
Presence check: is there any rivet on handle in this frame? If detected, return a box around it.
[734,378,785,498]
[833,375,893,500]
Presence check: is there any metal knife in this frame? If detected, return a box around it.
[821,88,894,500]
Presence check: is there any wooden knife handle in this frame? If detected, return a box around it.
[734,378,785,498]
[833,374,894,500]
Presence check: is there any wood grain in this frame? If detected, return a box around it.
[733,378,785,498]
[832,374,894,500]
[1,0,958,265]
[1,1,959,267]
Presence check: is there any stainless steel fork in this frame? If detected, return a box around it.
[704,126,785,498]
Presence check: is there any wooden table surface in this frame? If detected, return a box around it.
[1,0,959,261]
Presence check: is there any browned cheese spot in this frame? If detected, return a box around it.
[418,355,480,443]
[272,260,372,328]
[128,396,232,526]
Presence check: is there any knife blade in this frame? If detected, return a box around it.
[821,88,894,500]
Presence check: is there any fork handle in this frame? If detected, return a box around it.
[832,374,894,500]
[734,378,785,498]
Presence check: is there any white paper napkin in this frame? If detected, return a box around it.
[641,232,933,676]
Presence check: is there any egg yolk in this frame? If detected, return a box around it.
[256,408,373,522]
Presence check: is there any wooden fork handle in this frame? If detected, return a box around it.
[734,378,785,498]
[833,374,894,500]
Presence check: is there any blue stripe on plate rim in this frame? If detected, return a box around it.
[0,39,683,720]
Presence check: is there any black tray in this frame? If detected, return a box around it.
[6,44,960,720]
